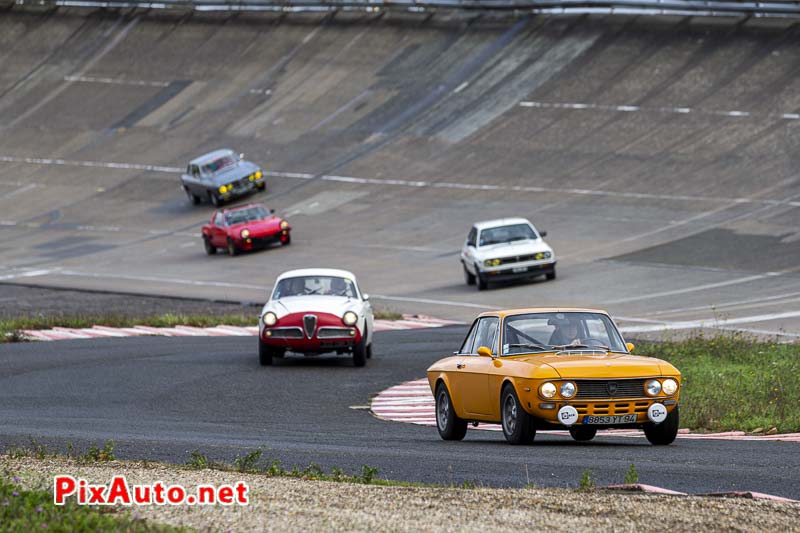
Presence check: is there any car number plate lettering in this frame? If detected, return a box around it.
[512,266,528,273]
[582,414,637,425]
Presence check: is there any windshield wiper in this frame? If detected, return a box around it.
[552,344,610,351]
[506,343,549,352]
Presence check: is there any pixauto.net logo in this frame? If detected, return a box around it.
[54,475,249,506]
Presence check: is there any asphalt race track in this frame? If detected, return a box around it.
[1,9,800,336]
[1,328,799,498]
[2,7,800,497]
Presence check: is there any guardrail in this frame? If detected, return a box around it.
[12,0,800,18]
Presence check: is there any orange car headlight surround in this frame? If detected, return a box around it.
[540,382,557,399]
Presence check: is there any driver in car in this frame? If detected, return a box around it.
[549,316,583,346]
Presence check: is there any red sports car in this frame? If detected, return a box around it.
[202,203,291,256]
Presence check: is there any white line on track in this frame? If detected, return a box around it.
[605,273,781,305]
[63,75,170,88]
[371,294,501,310]
[618,310,800,334]
[3,155,800,209]
[638,291,800,318]
[519,101,800,121]
[1,183,37,199]
[0,269,53,281]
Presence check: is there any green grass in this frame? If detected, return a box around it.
[1,309,405,342]
[636,333,800,432]
[0,475,185,533]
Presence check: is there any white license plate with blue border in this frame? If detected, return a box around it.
[582,414,637,425]
[512,266,528,273]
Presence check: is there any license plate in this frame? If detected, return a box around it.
[512,266,528,273]
[583,414,637,425]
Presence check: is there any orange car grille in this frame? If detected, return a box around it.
[572,402,651,416]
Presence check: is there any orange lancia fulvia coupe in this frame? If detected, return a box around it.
[427,308,681,445]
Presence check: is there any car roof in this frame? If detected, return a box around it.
[189,149,235,166]
[472,218,533,231]
[275,268,358,282]
[477,308,610,319]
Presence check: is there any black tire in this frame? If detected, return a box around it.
[464,265,476,286]
[282,234,291,246]
[258,339,273,366]
[644,405,679,445]
[185,187,200,205]
[257,182,266,191]
[203,238,216,256]
[227,238,238,256]
[546,268,556,281]
[353,337,367,367]
[476,265,488,291]
[501,384,536,445]
[366,342,373,359]
[435,383,468,441]
[569,426,597,442]
[209,192,222,207]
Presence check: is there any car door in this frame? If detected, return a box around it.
[186,165,201,195]
[450,316,498,417]
[210,212,227,247]
[461,227,478,274]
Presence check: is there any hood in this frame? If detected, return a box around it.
[209,160,260,185]
[265,295,358,319]
[473,239,552,260]
[514,352,667,379]
[229,216,281,235]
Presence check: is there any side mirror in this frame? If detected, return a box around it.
[477,346,493,358]
[362,293,370,301]
[626,342,635,353]
[539,230,547,237]
[270,208,276,214]
[239,153,245,160]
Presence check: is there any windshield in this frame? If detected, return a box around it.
[479,224,537,246]
[225,206,270,225]
[202,155,238,174]
[501,312,627,355]
[273,276,358,299]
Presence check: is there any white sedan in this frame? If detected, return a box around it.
[460,217,556,290]
[258,268,374,367]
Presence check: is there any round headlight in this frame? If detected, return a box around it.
[540,382,557,399]
[342,311,358,326]
[560,382,576,399]
[646,379,662,396]
[218,185,227,194]
[280,220,289,230]
[662,378,678,395]
[241,229,250,239]
[263,312,277,326]
[544,251,552,259]
[255,170,263,179]
[484,259,493,267]
[249,175,255,182]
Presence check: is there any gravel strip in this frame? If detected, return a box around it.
[3,456,799,532]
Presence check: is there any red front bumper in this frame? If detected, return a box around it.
[234,229,290,251]
[260,311,361,353]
